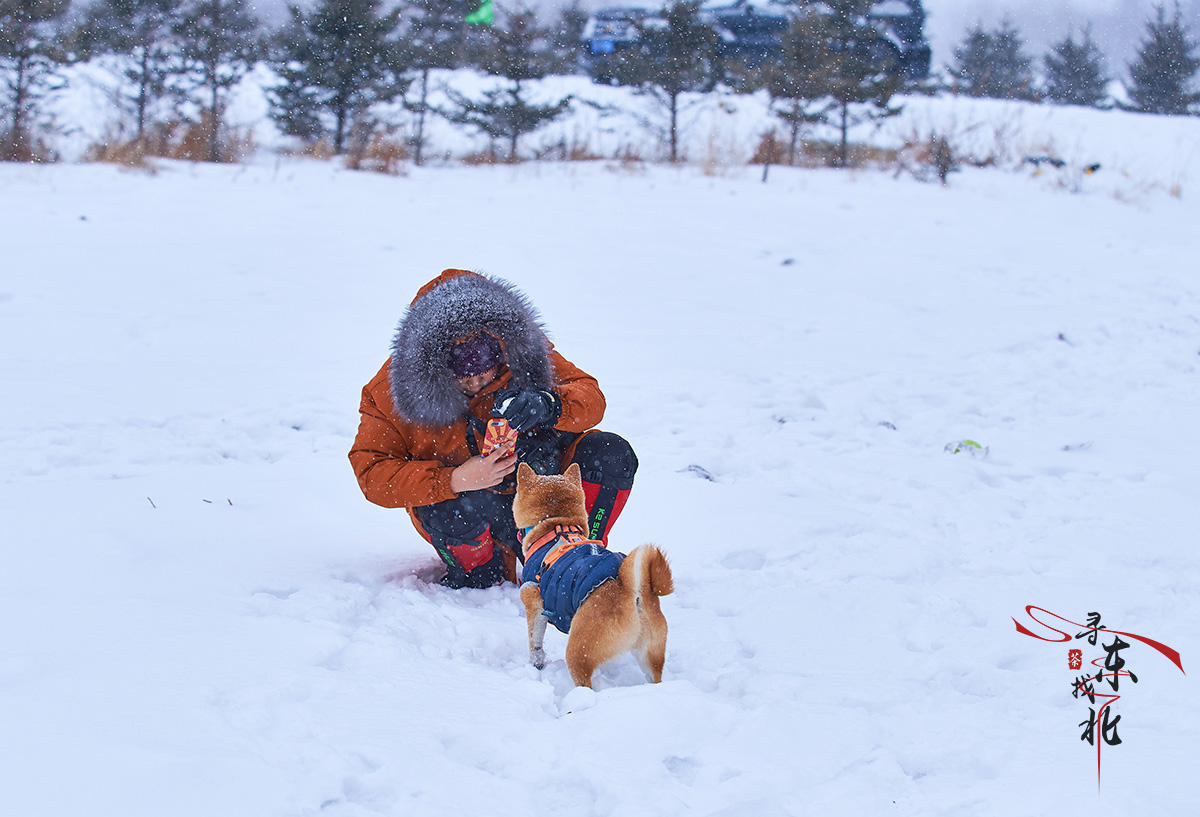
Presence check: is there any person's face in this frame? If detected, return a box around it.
[456,366,499,397]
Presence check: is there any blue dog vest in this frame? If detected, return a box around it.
[522,526,624,634]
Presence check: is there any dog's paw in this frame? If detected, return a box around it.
[530,648,546,670]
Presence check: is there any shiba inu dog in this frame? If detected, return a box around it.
[513,462,673,688]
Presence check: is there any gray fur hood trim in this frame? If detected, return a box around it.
[389,273,553,426]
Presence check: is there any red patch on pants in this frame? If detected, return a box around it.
[446,529,495,572]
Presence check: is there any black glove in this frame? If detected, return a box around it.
[494,388,561,433]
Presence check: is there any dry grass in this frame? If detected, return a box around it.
[170,119,213,161]
[171,115,255,163]
[747,132,903,171]
[344,129,409,174]
[277,139,336,160]
[750,131,787,166]
[534,131,603,162]
[1168,172,1184,199]
[605,144,646,174]
[86,115,255,167]
[1110,175,1186,203]
[787,139,899,169]
[894,131,958,184]
[0,128,57,163]
[566,144,603,161]
[461,147,507,165]
[84,138,155,171]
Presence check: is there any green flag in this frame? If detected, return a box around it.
[465,0,493,25]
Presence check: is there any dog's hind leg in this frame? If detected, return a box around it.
[520,582,548,670]
[564,633,600,689]
[565,582,634,689]
[637,624,667,683]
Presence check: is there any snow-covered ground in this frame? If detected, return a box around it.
[2,94,1198,815]
[46,64,1200,194]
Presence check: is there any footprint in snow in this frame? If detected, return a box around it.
[721,550,766,571]
[251,587,298,600]
[681,464,718,482]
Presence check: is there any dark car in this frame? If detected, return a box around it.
[579,5,654,83]
[581,0,932,84]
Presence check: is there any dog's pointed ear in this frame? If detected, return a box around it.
[516,462,535,487]
[564,462,582,487]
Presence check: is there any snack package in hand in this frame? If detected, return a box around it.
[482,417,518,455]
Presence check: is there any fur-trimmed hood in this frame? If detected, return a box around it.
[389,270,554,426]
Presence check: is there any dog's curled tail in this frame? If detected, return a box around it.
[628,544,673,602]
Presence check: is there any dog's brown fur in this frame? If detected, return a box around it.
[514,462,673,688]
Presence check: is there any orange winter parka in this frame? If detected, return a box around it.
[348,270,606,531]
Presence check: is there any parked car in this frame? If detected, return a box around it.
[580,0,932,84]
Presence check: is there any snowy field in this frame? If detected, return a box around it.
[47,64,1200,193]
[2,95,1198,815]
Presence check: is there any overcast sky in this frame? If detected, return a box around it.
[922,0,1200,68]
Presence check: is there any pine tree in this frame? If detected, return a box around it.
[950,19,1034,100]
[437,9,570,160]
[173,0,260,162]
[892,0,931,81]
[74,0,184,140]
[989,21,1035,99]
[1043,26,1109,107]
[549,0,588,71]
[758,15,830,165]
[949,23,990,96]
[0,0,71,159]
[609,0,721,162]
[1125,3,1199,115]
[398,0,476,165]
[268,0,408,154]
[475,6,562,83]
[817,0,904,167]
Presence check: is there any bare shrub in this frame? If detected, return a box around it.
[85,116,254,165]
[140,121,185,158]
[344,127,409,175]
[0,128,57,163]
[461,147,506,166]
[930,136,954,183]
[606,143,646,174]
[171,119,212,162]
[956,116,1026,168]
[893,114,1032,182]
[1109,175,1182,204]
[123,114,255,163]
[566,143,602,162]
[788,139,897,169]
[533,133,602,162]
[845,143,899,168]
[750,131,787,166]
[216,127,255,163]
[894,131,958,184]
[751,130,789,181]
[85,139,155,171]
[277,139,336,160]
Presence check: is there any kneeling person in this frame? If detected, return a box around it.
[348,269,638,588]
